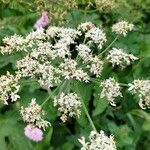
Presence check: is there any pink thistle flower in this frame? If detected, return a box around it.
[24,124,43,142]
[34,11,49,29]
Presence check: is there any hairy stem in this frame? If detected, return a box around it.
[119,83,129,87]
[81,99,97,131]
[99,35,119,57]
[41,80,70,107]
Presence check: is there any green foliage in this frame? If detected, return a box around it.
[0,0,150,150]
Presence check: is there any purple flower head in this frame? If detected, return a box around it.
[24,124,43,142]
[34,11,49,29]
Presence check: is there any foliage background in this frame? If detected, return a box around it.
[0,0,150,150]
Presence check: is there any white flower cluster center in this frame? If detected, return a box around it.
[54,92,81,122]
[100,77,122,106]
[20,98,51,130]
[78,130,116,150]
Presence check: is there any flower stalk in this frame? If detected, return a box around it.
[99,35,119,56]
[81,98,97,132]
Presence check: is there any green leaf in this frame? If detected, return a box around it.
[142,120,150,131]
[92,98,108,117]
[44,127,53,146]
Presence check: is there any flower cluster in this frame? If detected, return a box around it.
[112,21,134,36]
[0,34,27,54]
[76,44,91,59]
[107,48,138,68]
[0,23,110,88]
[38,62,61,88]
[20,98,51,130]
[76,44,104,76]
[24,124,43,142]
[0,72,20,105]
[100,78,122,106]
[59,59,89,82]
[16,56,39,78]
[0,15,145,147]
[128,80,150,109]
[95,0,116,12]
[78,130,116,150]
[77,22,95,32]
[87,55,104,76]
[54,92,82,122]
[85,27,107,49]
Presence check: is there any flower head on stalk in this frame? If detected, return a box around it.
[106,48,138,68]
[112,21,134,36]
[100,77,122,106]
[0,72,20,105]
[77,22,95,32]
[78,130,116,150]
[54,92,82,122]
[20,98,51,130]
[128,80,150,109]
[85,27,107,49]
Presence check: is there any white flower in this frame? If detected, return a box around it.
[77,22,95,32]
[46,26,61,38]
[54,92,81,122]
[60,59,77,79]
[53,41,71,58]
[76,44,91,59]
[0,34,27,54]
[85,27,107,49]
[112,21,134,36]
[0,72,20,105]
[37,62,61,88]
[30,42,54,60]
[106,48,138,68]
[20,98,51,130]
[100,77,122,106]
[3,34,25,46]
[16,56,39,77]
[78,130,116,150]
[59,28,82,41]
[60,59,89,82]
[73,69,89,83]
[87,55,104,76]
[128,80,150,109]
[26,28,46,41]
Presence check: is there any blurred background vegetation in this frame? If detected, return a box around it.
[0,0,150,150]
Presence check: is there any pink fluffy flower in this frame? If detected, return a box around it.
[34,11,49,29]
[24,124,43,142]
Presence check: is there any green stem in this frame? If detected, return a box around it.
[90,78,101,84]
[119,83,129,87]
[57,80,70,96]
[41,88,57,107]
[79,9,99,13]
[19,79,37,84]
[81,99,97,131]
[41,81,65,107]
[98,35,119,57]
[41,80,70,107]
